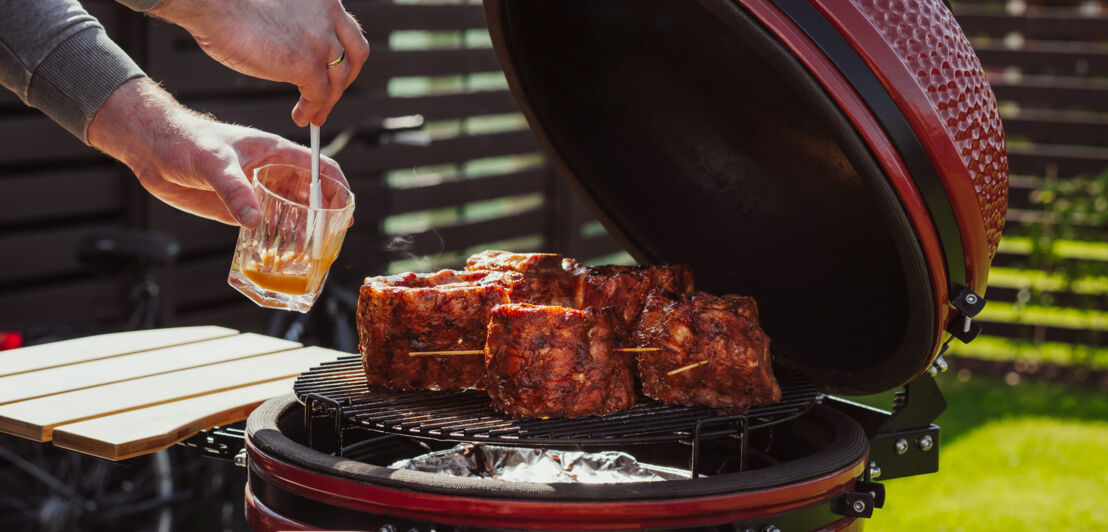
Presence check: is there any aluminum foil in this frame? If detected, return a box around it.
[390,444,692,484]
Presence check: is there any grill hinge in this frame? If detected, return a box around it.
[179,426,246,463]
[867,374,945,480]
[826,373,946,481]
[945,286,985,344]
[831,480,886,519]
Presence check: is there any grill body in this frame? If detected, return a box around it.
[292,355,818,446]
[245,396,869,531]
[243,0,1007,529]
[484,0,1008,394]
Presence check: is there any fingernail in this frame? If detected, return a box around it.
[240,207,261,227]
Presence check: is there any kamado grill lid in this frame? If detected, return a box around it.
[485,0,1008,395]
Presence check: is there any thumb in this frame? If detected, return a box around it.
[208,163,262,228]
[292,73,332,127]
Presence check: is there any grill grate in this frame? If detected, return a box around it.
[294,355,818,446]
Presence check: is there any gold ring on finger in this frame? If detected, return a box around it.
[326,49,346,69]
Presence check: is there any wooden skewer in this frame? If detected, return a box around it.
[408,349,483,356]
[410,347,661,356]
[667,360,708,376]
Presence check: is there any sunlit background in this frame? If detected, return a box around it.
[0,0,1105,530]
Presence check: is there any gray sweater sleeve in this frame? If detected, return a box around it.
[116,0,166,12]
[0,0,147,142]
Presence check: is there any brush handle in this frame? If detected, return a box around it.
[309,125,323,259]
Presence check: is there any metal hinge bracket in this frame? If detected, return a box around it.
[180,426,245,462]
[831,480,886,519]
[946,286,985,343]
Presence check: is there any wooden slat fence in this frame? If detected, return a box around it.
[3,0,1102,367]
[954,0,1108,366]
[0,0,623,343]
[0,2,143,341]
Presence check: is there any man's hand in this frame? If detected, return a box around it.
[150,0,370,127]
[88,77,347,228]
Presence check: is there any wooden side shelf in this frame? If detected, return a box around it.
[0,328,345,460]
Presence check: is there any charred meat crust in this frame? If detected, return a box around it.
[574,264,694,334]
[357,254,779,417]
[634,291,781,413]
[357,270,513,391]
[485,303,634,418]
[465,250,570,274]
[465,250,580,307]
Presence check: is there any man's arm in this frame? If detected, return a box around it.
[0,0,145,141]
[141,0,369,126]
[0,1,346,228]
[88,77,346,228]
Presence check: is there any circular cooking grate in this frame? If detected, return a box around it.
[294,355,819,446]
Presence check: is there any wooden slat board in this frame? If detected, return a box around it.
[0,333,299,406]
[393,210,547,257]
[0,280,125,329]
[1007,144,1108,177]
[339,129,543,174]
[0,168,121,226]
[52,379,295,461]
[955,6,1108,41]
[974,43,1108,77]
[990,76,1108,112]
[389,168,546,214]
[0,329,344,460]
[0,112,98,164]
[0,347,336,442]
[354,3,488,34]
[1002,110,1108,147]
[0,223,120,283]
[0,326,237,378]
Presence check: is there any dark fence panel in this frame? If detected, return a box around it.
[0,0,621,340]
[0,0,140,335]
[957,6,1108,41]
[955,0,1108,362]
[13,0,1099,362]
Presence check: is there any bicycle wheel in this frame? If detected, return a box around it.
[0,434,174,532]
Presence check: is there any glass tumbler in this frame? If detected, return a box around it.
[228,164,355,312]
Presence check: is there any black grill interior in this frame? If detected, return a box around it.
[493,0,936,394]
[293,355,818,447]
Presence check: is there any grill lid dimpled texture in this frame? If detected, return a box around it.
[849,0,1008,261]
[482,0,1009,393]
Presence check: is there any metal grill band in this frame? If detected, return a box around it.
[294,355,818,446]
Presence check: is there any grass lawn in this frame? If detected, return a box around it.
[853,373,1108,531]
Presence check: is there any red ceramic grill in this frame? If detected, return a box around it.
[243,1,1008,530]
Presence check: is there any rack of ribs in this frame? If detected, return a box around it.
[464,250,581,307]
[485,303,635,418]
[634,291,781,412]
[357,270,515,391]
[573,264,694,335]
